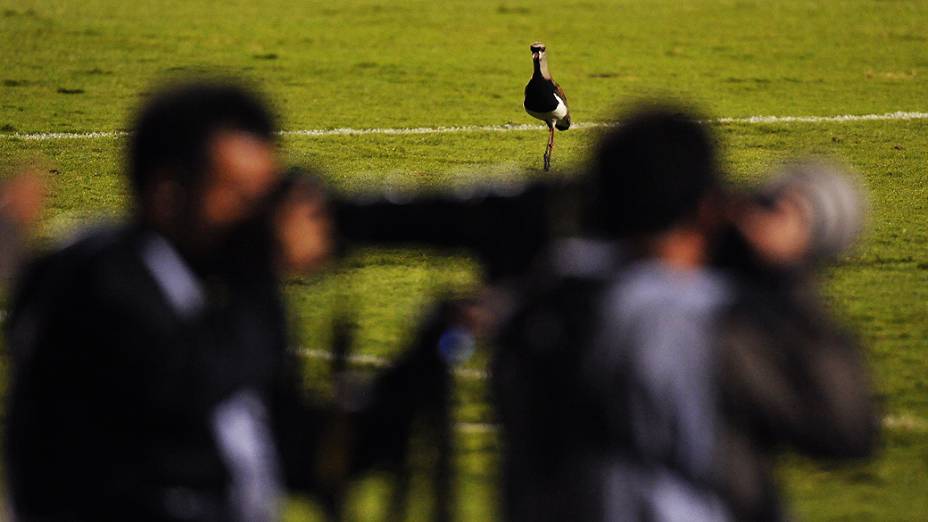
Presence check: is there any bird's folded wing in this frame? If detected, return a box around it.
[554,82,569,106]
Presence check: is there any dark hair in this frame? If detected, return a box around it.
[585,106,720,238]
[127,80,276,204]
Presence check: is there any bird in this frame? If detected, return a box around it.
[523,42,571,171]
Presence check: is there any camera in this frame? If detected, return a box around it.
[718,160,867,272]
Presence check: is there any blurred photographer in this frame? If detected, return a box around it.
[713,161,879,521]
[5,81,300,522]
[3,81,457,522]
[492,106,734,522]
[489,118,878,521]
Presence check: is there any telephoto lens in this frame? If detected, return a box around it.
[759,159,867,263]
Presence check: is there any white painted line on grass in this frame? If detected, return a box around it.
[2,130,130,140]
[4,111,928,141]
[458,416,928,434]
[298,347,488,381]
[0,337,915,433]
[281,123,556,136]
[299,348,928,434]
[882,413,928,433]
[456,422,498,434]
[714,111,928,124]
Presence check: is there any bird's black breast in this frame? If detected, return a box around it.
[524,77,559,113]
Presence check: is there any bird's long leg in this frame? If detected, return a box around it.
[544,123,555,171]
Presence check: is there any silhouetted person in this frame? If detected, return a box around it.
[5,80,469,522]
[493,115,880,521]
[4,82,327,522]
[494,107,732,522]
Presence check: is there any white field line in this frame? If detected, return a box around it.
[456,422,498,434]
[297,347,488,381]
[456,415,927,435]
[881,413,928,433]
[3,130,130,140]
[299,348,928,434]
[459,416,928,434]
[4,111,928,141]
[713,111,928,124]
[0,335,914,433]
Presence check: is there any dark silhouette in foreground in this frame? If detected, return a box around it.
[4,82,461,522]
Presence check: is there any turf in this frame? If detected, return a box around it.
[2,1,927,520]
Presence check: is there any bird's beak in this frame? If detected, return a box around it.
[532,52,540,60]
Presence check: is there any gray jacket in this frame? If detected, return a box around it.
[494,240,732,522]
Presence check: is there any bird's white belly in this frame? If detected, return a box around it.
[528,94,568,123]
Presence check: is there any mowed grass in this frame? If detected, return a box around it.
[1,0,927,520]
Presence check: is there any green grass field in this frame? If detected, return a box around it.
[2,0,927,520]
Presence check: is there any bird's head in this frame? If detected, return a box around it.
[530,42,547,61]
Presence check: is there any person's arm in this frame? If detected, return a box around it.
[781,307,878,457]
[719,286,879,459]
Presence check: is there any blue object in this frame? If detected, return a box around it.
[438,327,476,364]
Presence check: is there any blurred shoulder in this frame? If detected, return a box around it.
[10,224,147,314]
[27,224,137,280]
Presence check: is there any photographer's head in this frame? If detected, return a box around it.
[587,106,722,267]
[128,80,279,253]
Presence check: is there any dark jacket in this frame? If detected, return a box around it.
[4,225,322,521]
[716,267,879,522]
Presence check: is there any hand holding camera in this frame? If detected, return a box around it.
[730,160,866,269]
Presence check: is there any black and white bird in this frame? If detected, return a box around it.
[523,42,571,171]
